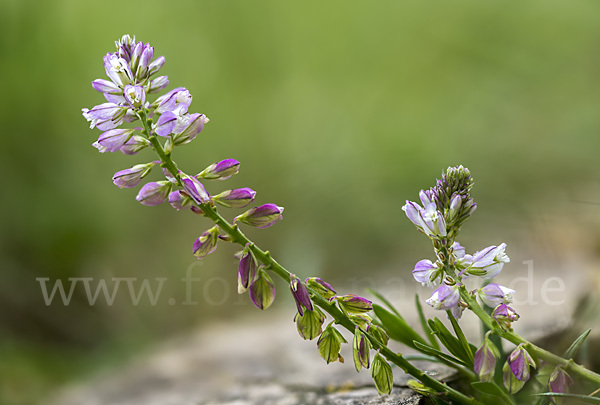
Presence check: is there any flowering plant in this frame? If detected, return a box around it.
[83,35,600,404]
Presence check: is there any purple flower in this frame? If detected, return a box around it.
[249,268,276,310]
[154,111,178,137]
[402,200,447,238]
[181,175,210,205]
[198,159,240,180]
[237,245,258,294]
[474,335,499,382]
[451,241,466,259]
[337,294,373,314]
[294,307,325,340]
[492,304,519,330]
[148,76,169,93]
[93,128,134,153]
[548,366,573,397]
[155,87,192,114]
[305,277,336,300]
[503,344,536,394]
[112,162,156,189]
[123,85,146,109]
[168,190,192,211]
[135,181,171,206]
[352,327,371,372]
[212,188,256,208]
[119,135,150,155]
[412,259,440,287]
[290,274,313,315]
[82,103,127,130]
[148,56,165,76]
[115,35,136,61]
[192,226,219,259]
[467,243,510,279]
[172,113,208,145]
[426,284,460,310]
[234,204,284,229]
[478,283,515,308]
[103,53,133,87]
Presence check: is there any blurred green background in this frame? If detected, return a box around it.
[2,0,600,403]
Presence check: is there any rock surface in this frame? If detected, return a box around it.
[47,312,457,405]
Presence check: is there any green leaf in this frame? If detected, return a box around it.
[428,318,474,367]
[373,304,427,349]
[447,311,475,364]
[471,381,504,396]
[371,353,394,395]
[563,328,591,359]
[534,393,600,404]
[415,294,440,350]
[413,341,469,367]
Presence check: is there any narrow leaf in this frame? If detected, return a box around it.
[413,341,469,367]
[471,381,505,397]
[447,310,475,364]
[369,289,403,318]
[563,328,591,359]
[429,318,473,367]
[415,294,440,350]
[373,304,427,349]
[534,393,600,404]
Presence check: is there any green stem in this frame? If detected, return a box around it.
[460,288,600,387]
[137,108,482,405]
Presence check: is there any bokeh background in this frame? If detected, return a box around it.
[2,0,600,404]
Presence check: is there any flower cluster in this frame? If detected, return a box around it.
[82,34,286,263]
[403,166,517,324]
[84,36,393,392]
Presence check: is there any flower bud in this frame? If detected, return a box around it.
[367,324,389,347]
[192,226,219,259]
[212,188,256,208]
[118,134,149,155]
[154,111,177,137]
[317,324,347,364]
[305,277,336,300]
[425,284,460,311]
[412,259,441,287]
[478,283,515,308]
[181,175,210,204]
[474,334,500,382]
[173,113,208,145]
[294,307,325,340]
[148,75,169,93]
[290,274,313,315]
[168,190,192,211]
[349,314,373,329]
[234,204,284,229]
[112,162,156,189]
[371,353,393,395]
[93,128,135,153]
[352,327,371,372]
[337,294,373,315]
[129,42,144,73]
[447,193,462,223]
[237,245,258,294]
[123,84,146,109]
[548,366,573,397]
[148,56,165,76]
[249,268,275,310]
[492,304,519,330]
[135,44,154,81]
[135,181,171,206]
[503,344,536,394]
[197,159,240,180]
